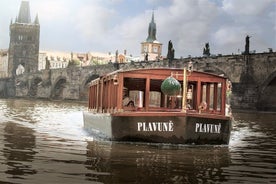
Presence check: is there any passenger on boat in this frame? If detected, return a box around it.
[187,103,192,110]
[123,94,130,106]
[123,88,134,107]
[126,100,135,107]
[198,101,207,112]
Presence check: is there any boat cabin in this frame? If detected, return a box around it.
[88,68,228,116]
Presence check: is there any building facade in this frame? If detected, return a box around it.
[38,51,70,70]
[140,12,162,61]
[8,1,40,77]
[38,51,118,70]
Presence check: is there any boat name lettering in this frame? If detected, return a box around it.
[195,123,221,134]
[137,121,174,132]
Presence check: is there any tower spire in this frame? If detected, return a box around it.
[151,11,154,22]
[17,1,31,23]
[34,14,39,24]
[146,11,157,42]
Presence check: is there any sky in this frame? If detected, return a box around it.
[0,0,275,58]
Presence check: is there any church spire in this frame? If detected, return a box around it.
[17,1,31,23]
[34,14,39,24]
[146,11,157,42]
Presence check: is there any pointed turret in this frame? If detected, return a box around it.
[146,12,157,42]
[17,1,31,23]
[34,14,39,24]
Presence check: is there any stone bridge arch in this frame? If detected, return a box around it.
[80,73,100,101]
[28,77,43,97]
[196,64,231,81]
[257,70,276,111]
[52,76,67,100]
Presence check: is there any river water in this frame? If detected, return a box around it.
[0,99,275,184]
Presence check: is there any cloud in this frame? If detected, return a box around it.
[222,0,274,16]
[0,0,275,57]
[32,0,70,22]
[73,3,116,43]
[156,0,219,56]
[212,26,246,53]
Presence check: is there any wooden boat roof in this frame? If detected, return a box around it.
[88,68,227,87]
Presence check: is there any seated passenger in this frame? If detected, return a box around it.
[123,95,130,106]
[123,88,134,107]
[126,100,135,107]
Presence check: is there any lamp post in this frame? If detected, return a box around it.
[182,60,193,112]
[182,67,187,112]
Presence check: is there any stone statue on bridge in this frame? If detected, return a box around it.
[244,35,250,54]
[144,53,148,61]
[203,42,210,56]
[167,40,175,62]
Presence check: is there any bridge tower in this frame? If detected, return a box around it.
[8,1,40,77]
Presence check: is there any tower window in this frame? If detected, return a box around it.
[143,46,148,52]
[18,35,23,41]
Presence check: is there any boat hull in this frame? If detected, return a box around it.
[83,112,232,145]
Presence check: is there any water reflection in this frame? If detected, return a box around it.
[2,122,37,179]
[1,99,39,124]
[85,141,230,183]
[85,141,111,182]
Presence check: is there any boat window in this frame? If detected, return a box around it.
[209,84,214,110]
[199,82,224,112]
[149,91,161,107]
[149,79,162,108]
[123,77,146,109]
[201,83,207,104]
[124,78,146,91]
[129,90,144,108]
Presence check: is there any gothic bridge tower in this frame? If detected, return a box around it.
[140,12,162,61]
[8,1,40,77]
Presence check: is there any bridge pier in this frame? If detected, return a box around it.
[0,78,15,98]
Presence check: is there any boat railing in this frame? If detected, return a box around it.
[122,106,225,115]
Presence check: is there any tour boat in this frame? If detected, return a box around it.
[83,67,232,144]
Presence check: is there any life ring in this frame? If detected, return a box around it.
[199,101,207,110]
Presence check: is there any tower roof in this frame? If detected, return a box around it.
[17,1,31,23]
[146,12,157,42]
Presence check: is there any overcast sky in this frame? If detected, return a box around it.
[0,0,275,57]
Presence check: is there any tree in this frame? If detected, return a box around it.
[67,59,80,67]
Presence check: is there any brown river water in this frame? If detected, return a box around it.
[0,98,275,184]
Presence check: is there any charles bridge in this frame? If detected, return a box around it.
[0,52,275,111]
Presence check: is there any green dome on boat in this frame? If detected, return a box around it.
[161,76,181,96]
